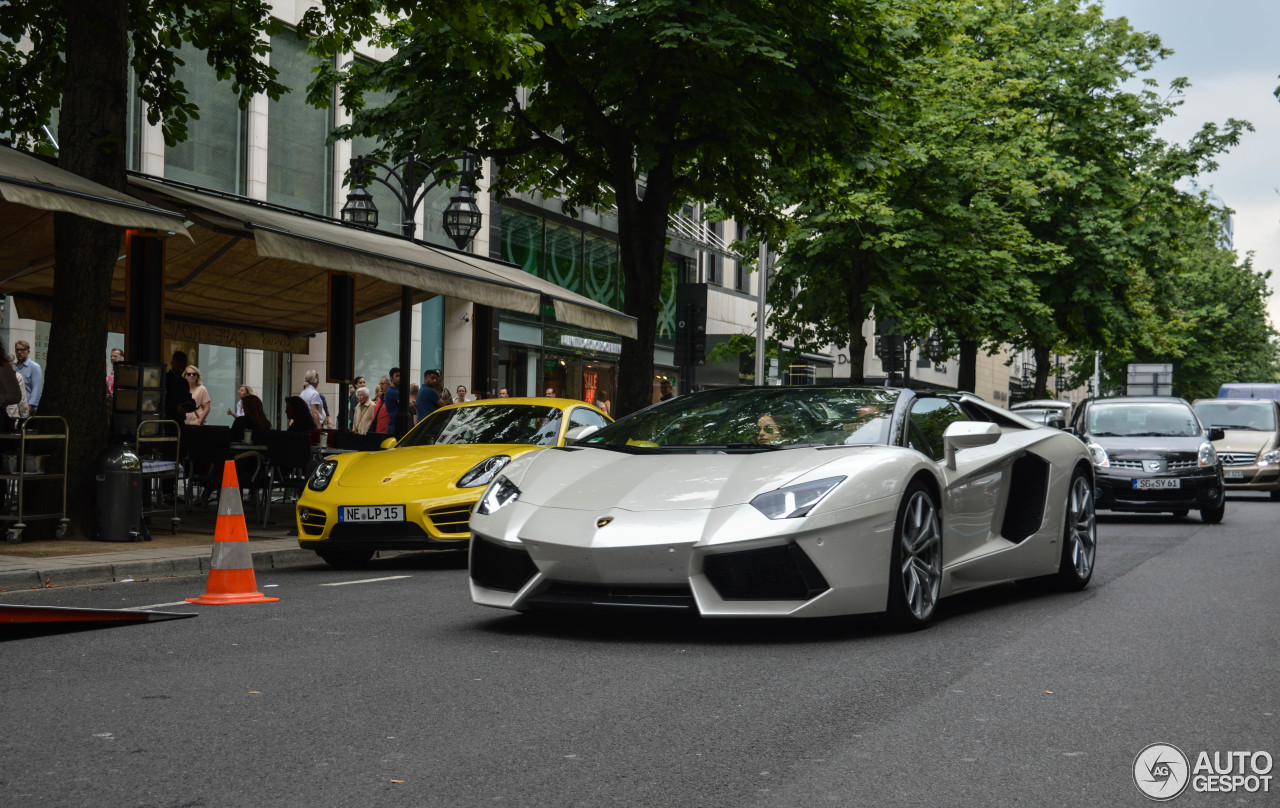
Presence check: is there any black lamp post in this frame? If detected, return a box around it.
[341,149,483,438]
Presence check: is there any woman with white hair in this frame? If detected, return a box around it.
[351,386,375,434]
[299,368,324,429]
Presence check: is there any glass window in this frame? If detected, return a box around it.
[164,41,245,192]
[583,234,619,309]
[1193,400,1276,432]
[1088,402,1201,437]
[907,398,969,460]
[266,30,332,215]
[568,407,610,431]
[347,88,403,237]
[544,222,583,294]
[501,211,543,277]
[399,403,566,447]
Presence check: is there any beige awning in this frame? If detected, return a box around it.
[0,145,189,235]
[129,176,637,339]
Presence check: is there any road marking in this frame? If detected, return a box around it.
[124,601,192,611]
[321,575,412,587]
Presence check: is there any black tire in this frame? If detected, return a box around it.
[887,481,943,630]
[318,549,375,569]
[1269,490,1280,502]
[1200,501,1225,524]
[1055,468,1097,591]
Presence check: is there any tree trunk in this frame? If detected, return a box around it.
[846,282,867,385]
[1032,343,1052,399]
[957,338,978,393]
[41,0,128,539]
[612,190,669,418]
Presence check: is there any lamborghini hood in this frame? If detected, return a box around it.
[513,446,858,510]
[337,444,541,489]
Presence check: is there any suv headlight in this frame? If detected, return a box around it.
[1259,450,1280,467]
[750,476,845,520]
[1086,442,1110,468]
[458,455,511,489]
[476,475,521,515]
[1198,442,1218,467]
[308,459,339,492]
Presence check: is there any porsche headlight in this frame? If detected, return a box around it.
[1259,450,1280,467]
[458,455,511,489]
[1198,441,1218,467]
[307,459,339,492]
[750,476,845,520]
[476,475,521,515]
[1086,442,1110,468]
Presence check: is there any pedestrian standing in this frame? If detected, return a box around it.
[351,386,375,435]
[347,375,365,426]
[106,347,124,400]
[416,369,442,419]
[383,367,402,435]
[183,365,211,425]
[456,384,471,402]
[299,369,324,429]
[0,343,27,430]
[13,340,42,415]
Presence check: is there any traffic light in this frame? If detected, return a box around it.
[675,282,707,367]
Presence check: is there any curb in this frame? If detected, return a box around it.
[0,548,320,592]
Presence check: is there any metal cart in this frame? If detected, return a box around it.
[135,419,182,534]
[0,416,70,543]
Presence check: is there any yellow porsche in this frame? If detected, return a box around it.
[296,397,611,567]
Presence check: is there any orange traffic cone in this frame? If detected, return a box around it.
[186,460,279,605]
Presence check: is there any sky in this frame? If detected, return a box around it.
[1101,0,1280,325]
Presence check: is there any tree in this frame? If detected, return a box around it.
[302,0,951,415]
[0,0,285,536]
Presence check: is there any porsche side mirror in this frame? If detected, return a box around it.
[1209,427,1225,441]
[942,422,1002,470]
[380,436,398,450]
[564,425,599,443]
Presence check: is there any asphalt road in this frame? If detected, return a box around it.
[1,494,1276,808]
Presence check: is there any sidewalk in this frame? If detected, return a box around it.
[0,510,319,592]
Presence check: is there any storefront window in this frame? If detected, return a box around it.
[583,234,619,309]
[502,211,544,277]
[544,222,583,295]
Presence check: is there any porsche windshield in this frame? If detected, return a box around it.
[580,388,901,450]
[1087,402,1201,438]
[397,404,564,447]
[1193,400,1277,431]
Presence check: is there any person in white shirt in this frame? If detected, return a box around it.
[299,369,324,429]
[13,341,41,414]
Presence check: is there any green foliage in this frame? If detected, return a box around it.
[0,0,287,150]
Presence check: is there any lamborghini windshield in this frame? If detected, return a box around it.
[398,404,564,447]
[580,387,900,451]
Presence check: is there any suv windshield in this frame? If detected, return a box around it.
[580,387,901,451]
[397,404,564,447]
[1193,400,1276,431]
[1087,402,1201,438]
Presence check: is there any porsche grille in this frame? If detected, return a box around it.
[429,505,473,535]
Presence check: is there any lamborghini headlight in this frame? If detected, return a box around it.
[307,459,339,492]
[1198,441,1218,467]
[458,455,511,489]
[750,476,845,520]
[1086,442,1110,468]
[476,475,521,515]
[1258,449,1280,467]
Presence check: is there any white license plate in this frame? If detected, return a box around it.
[339,505,404,522]
[1223,469,1245,479]
[1133,478,1181,490]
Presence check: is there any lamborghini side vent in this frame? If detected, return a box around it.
[703,543,830,601]
[470,536,538,593]
[1002,453,1050,543]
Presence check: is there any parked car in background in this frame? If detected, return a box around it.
[1069,396,1225,523]
[1216,383,1280,401]
[1011,399,1071,428]
[1192,398,1280,501]
[296,397,611,567]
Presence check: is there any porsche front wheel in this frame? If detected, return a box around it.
[887,481,942,630]
[1056,469,1096,591]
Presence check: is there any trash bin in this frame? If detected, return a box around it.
[93,445,144,542]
